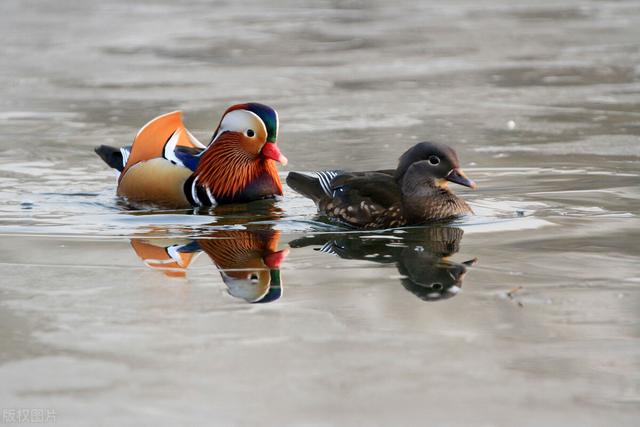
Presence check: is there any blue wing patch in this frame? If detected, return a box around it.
[174,148,202,172]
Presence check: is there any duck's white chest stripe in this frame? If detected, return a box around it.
[204,186,216,206]
[190,176,202,206]
[184,175,217,208]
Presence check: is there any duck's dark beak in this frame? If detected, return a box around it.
[446,168,477,189]
[261,142,288,165]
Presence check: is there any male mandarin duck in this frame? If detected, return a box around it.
[286,142,477,229]
[95,103,287,208]
[130,229,288,303]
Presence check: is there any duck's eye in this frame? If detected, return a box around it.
[431,283,443,290]
[428,155,440,165]
[246,129,255,137]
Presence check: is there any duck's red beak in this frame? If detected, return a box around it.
[261,142,288,165]
[263,247,289,268]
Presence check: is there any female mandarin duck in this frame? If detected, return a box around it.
[95,103,287,208]
[286,142,477,229]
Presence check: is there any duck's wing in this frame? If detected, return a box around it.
[120,111,206,179]
[321,171,404,228]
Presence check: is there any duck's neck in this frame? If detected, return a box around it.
[400,176,472,222]
[194,138,282,200]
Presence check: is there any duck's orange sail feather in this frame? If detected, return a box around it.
[120,111,204,181]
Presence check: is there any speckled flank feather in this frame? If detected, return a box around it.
[314,176,472,229]
[320,197,408,229]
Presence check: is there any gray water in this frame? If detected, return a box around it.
[1,1,639,426]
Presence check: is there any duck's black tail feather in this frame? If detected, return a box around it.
[95,145,125,171]
[286,172,325,203]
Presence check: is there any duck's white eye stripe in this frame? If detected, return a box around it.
[213,110,266,142]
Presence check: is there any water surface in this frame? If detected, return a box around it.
[0,1,639,425]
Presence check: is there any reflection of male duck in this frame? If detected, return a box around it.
[290,227,476,301]
[130,229,287,303]
[198,230,288,303]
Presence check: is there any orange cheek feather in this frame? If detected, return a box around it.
[195,133,283,199]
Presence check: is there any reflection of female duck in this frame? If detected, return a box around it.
[290,227,476,301]
[130,229,287,303]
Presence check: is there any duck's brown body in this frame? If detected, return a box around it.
[286,142,476,229]
[298,170,472,229]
